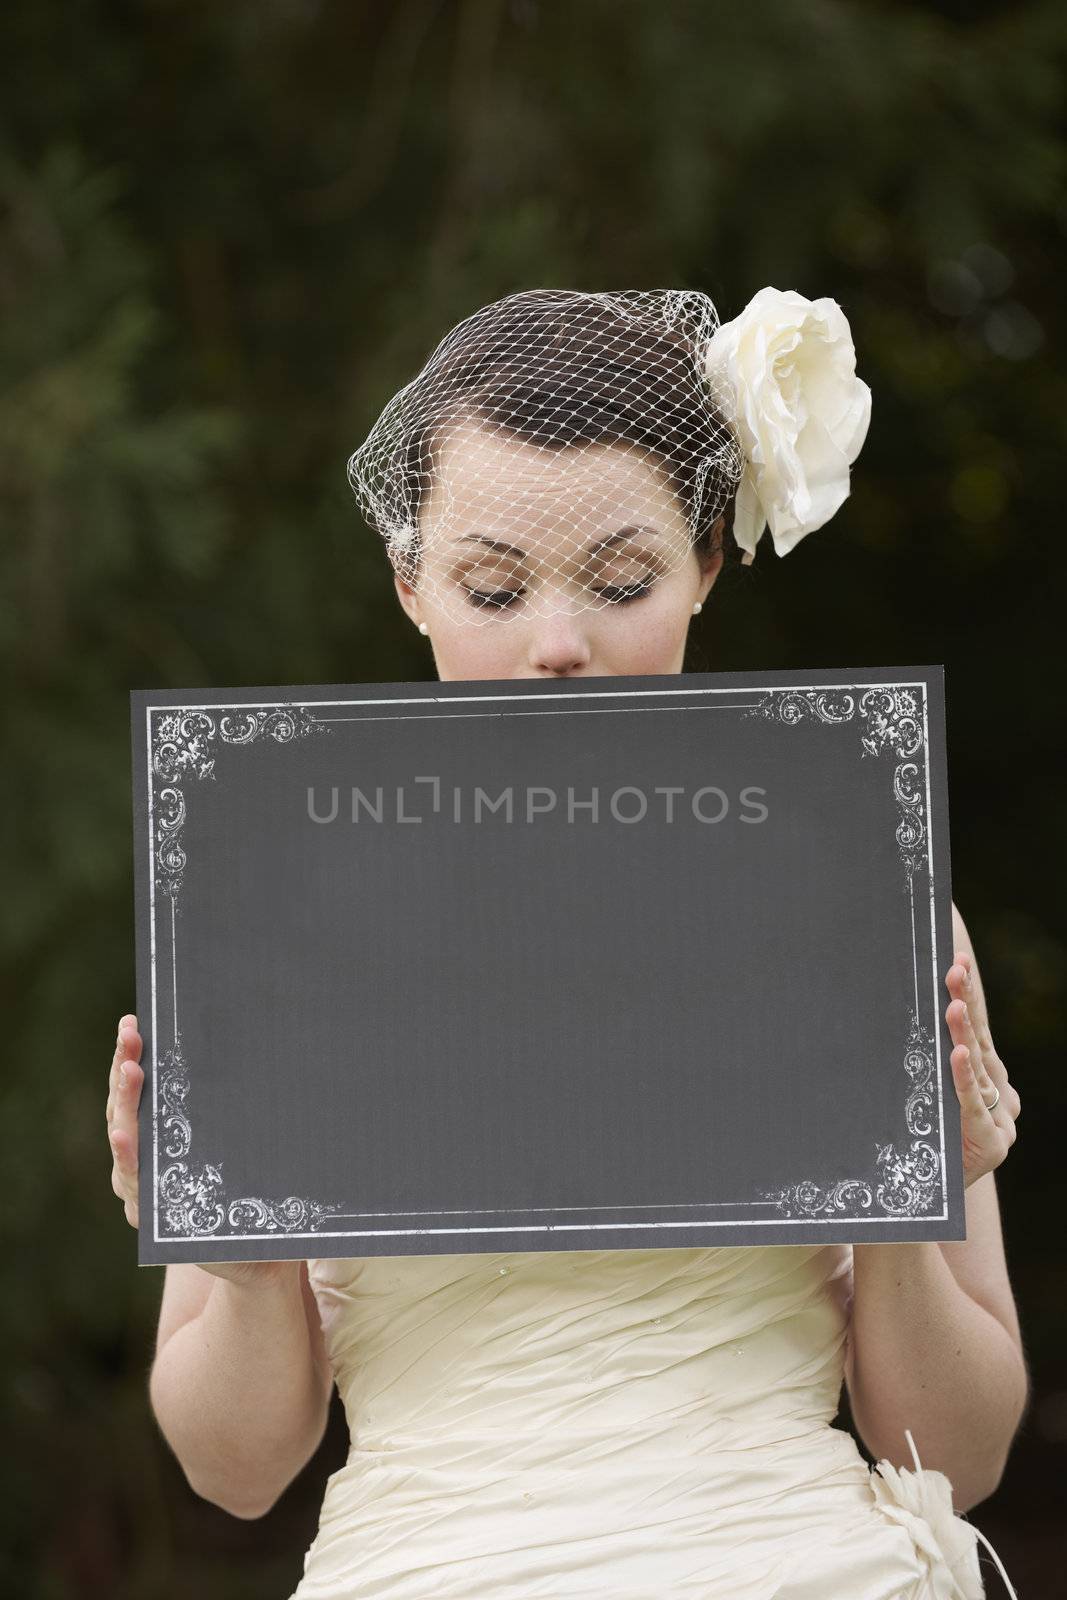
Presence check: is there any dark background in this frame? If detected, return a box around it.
[2,1,1063,1593]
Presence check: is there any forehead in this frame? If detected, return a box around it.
[425,419,686,532]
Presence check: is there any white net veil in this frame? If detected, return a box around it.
[347,288,748,627]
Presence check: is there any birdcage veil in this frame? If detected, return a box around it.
[346,284,871,627]
[346,288,748,626]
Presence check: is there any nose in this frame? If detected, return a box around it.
[527,610,593,677]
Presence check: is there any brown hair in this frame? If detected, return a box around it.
[354,289,746,585]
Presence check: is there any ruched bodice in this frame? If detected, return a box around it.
[289,1244,992,1599]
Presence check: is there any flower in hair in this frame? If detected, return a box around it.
[703,286,872,564]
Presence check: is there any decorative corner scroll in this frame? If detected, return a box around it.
[152,704,329,900]
[741,686,927,883]
[758,1009,943,1220]
[158,1033,347,1237]
[742,684,945,1222]
[149,701,342,1239]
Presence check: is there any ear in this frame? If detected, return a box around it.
[393,571,420,627]
[696,537,725,603]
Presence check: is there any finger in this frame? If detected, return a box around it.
[946,953,986,1035]
[109,1066,142,1194]
[112,1013,140,1067]
[945,993,1000,1110]
[110,1126,131,1195]
[951,1045,1000,1145]
[959,1000,996,1093]
[115,1016,142,1071]
[108,1024,126,1120]
[956,951,996,1053]
[945,959,986,1056]
[110,1127,138,1207]
[952,1046,1016,1184]
[946,995,978,1060]
[945,954,970,1000]
[111,1134,128,1197]
[108,1017,142,1126]
[116,1058,143,1142]
[110,1020,131,1111]
[987,1073,1020,1138]
[948,992,1019,1134]
[976,1041,1017,1122]
[947,960,1016,1155]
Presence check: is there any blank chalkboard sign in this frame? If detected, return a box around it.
[131,665,963,1265]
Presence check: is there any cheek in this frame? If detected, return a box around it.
[604,626,680,674]
[431,584,691,679]
[433,622,523,679]
[602,590,689,672]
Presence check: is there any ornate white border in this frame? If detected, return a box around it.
[145,679,948,1243]
[743,687,941,1220]
[149,706,346,1239]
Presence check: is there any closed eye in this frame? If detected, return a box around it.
[463,577,657,611]
[464,587,523,610]
[595,579,655,604]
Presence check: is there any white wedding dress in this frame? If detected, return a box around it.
[287,1243,1014,1598]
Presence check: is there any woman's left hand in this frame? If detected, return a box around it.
[945,944,1021,1188]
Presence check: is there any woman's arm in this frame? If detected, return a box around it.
[846,1219,1028,1512]
[149,1262,334,1519]
[844,903,1029,1512]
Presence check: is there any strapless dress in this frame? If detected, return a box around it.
[288,1244,1014,1598]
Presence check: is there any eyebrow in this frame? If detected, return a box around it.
[452,526,665,562]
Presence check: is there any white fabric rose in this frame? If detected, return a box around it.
[703,286,872,564]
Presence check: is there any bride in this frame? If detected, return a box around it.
[107,286,1026,1598]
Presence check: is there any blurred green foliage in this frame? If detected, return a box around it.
[2,0,1064,1593]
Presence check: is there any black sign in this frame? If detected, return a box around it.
[131,665,962,1264]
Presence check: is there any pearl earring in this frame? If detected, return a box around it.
[692,601,702,615]
[418,621,429,635]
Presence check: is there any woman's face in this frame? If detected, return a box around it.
[392,419,724,682]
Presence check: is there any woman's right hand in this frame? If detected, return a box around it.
[108,1014,296,1288]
